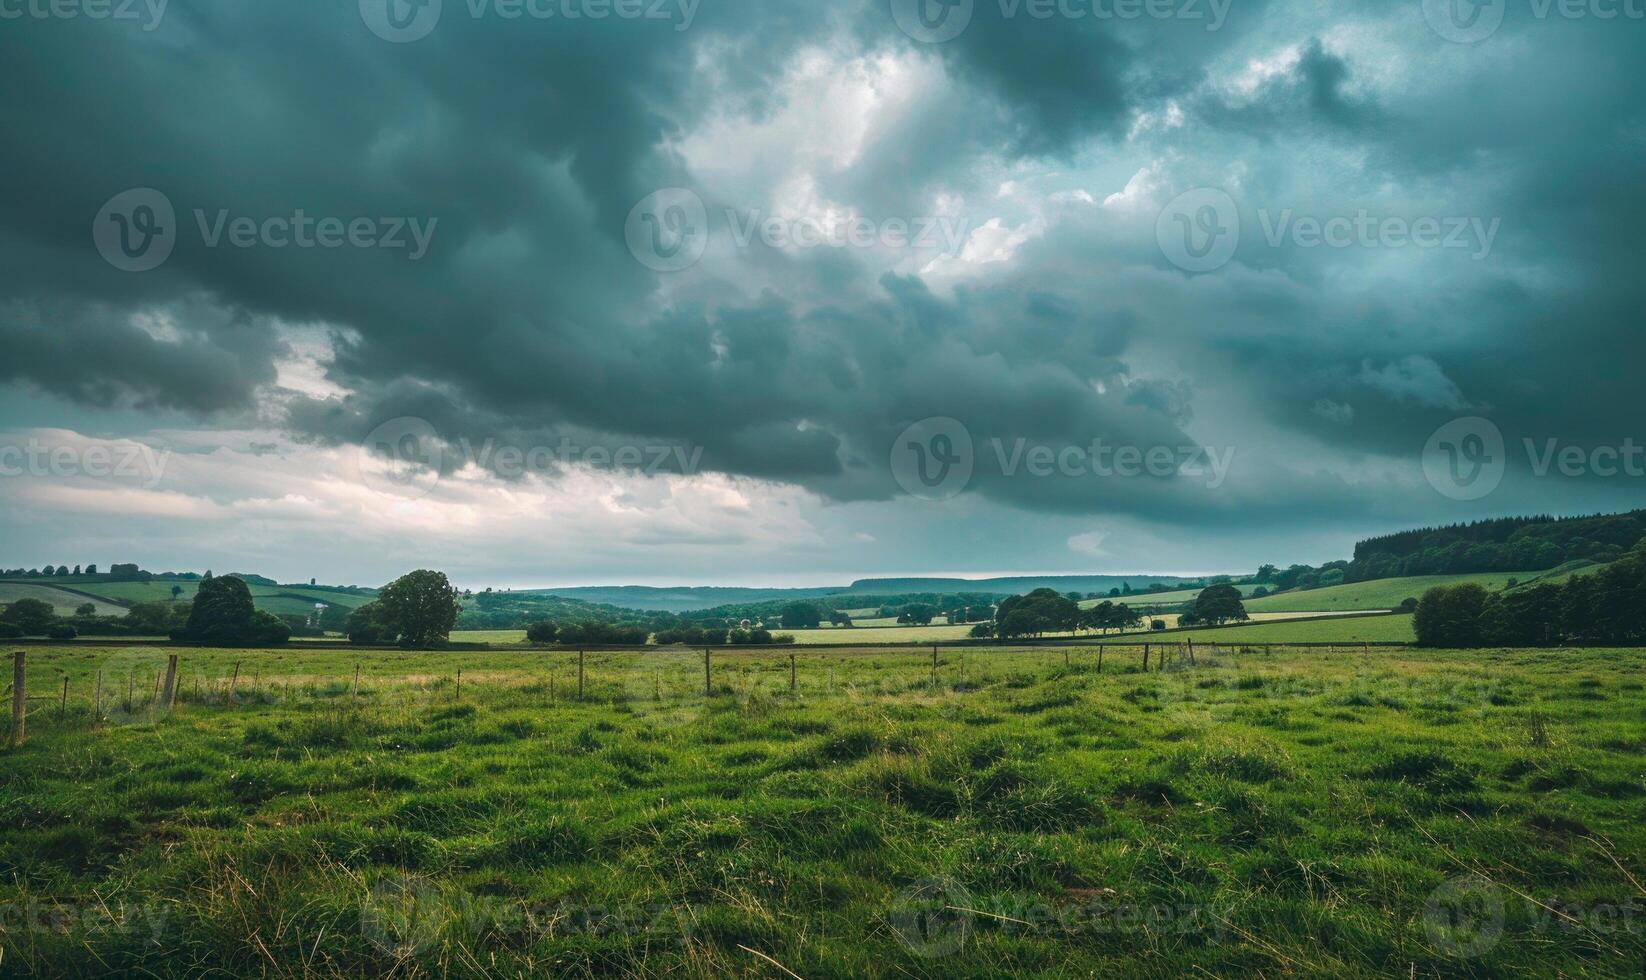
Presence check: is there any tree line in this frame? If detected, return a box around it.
[1414,538,1646,647]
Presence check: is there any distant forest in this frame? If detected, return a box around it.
[1347,512,1645,581]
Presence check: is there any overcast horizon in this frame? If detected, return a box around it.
[4,0,1645,588]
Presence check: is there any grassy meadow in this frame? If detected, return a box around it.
[2,577,376,617]
[1,642,1642,977]
[1244,572,1562,614]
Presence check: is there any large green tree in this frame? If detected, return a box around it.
[1,597,56,635]
[1191,585,1249,626]
[778,602,822,630]
[374,569,462,647]
[176,574,290,645]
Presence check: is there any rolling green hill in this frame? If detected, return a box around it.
[0,583,126,617]
[5,577,375,616]
[1243,566,1597,613]
[1078,584,1262,609]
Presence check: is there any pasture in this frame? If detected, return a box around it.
[2,642,1642,977]
[4,577,375,617]
[1244,571,1560,614]
[0,583,125,617]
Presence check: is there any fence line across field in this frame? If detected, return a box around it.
[7,640,1393,745]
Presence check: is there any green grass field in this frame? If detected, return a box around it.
[1166,613,1418,645]
[0,583,127,617]
[1245,572,1554,613]
[459,612,1403,649]
[1079,584,1261,609]
[2,642,1642,976]
[8,578,375,615]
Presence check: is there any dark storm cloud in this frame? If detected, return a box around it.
[1,0,1643,540]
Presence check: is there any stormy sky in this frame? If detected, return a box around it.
[1,0,1643,588]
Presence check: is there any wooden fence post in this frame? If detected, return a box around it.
[455,668,462,702]
[8,652,23,748]
[160,655,178,711]
[790,652,797,693]
[59,677,68,720]
[352,665,360,704]
[932,646,938,686]
[229,661,240,705]
[1143,644,1150,672]
[578,650,585,699]
[1187,639,1196,665]
[703,648,711,697]
[1097,646,1104,673]
[93,670,102,722]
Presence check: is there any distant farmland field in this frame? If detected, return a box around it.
[1168,613,1417,644]
[453,611,1398,648]
[7,577,375,614]
[1244,572,1555,613]
[0,582,126,616]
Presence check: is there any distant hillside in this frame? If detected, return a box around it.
[527,575,1217,613]
[846,575,1209,597]
[518,586,852,613]
[1349,511,1643,580]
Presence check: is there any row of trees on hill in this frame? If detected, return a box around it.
[1,564,99,577]
[1414,539,1646,647]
